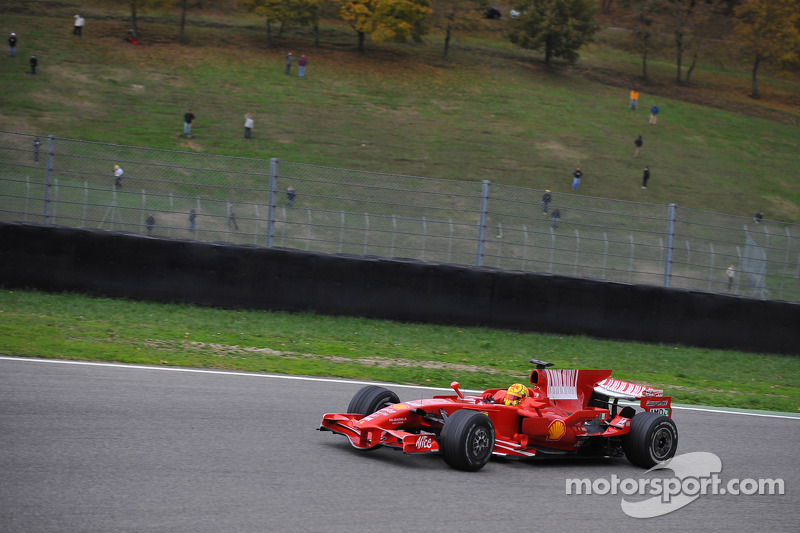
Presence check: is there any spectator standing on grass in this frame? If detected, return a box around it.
[244,113,254,140]
[649,104,659,124]
[298,54,307,77]
[551,208,561,229]
[33,136,42,162]
[73,15,85,37]
[571,168,582,191]
[189,209,197,231]
[113,164,123,188]
[285,52,293,74]
[542,190,552,213]
[642,166,650,189]
[287,185,296,207]
[146,215,155,236]
[8,32,17,57]
[629,88,639,110]
[29,54,37,75]
[754,210,764,224]
[183,109,195,137]
[634,134,643,158]
[227,202,239,230]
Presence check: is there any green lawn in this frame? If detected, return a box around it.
[1,0,798,222]
[1,289,798,413]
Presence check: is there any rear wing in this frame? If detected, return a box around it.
[594,378,672,417]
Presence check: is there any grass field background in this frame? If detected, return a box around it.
[1,1,798,413]
[1,0,798,221]
[1,289,798,413]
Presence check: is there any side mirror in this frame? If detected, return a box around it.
[450,381,464,399]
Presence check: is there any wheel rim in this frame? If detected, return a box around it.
[469,427,491,458]
[652,427,674,460]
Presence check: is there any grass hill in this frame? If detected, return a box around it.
[1,0,799,222]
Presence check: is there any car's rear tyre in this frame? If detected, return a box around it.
[347,385,400,416]
[439,410,495,472]
[623,412,678,468]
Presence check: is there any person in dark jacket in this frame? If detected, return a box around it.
[642,167,650,189]
[29,55,37,75]
[8,33,17,57]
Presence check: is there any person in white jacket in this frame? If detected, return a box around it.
[73,15,85,37]
[244,113,254,140]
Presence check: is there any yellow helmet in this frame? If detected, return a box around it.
[114,165,120,170]
[504,383,528,406]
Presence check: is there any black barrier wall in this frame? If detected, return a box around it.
[1,222,798,354]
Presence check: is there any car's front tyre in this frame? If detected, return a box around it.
[346,385,400,416]
[439,410,495,472]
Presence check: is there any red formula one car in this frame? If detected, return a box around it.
[319,360,677,471]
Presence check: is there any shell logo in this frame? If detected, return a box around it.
[392,404,408,409]
[547,420,566,441]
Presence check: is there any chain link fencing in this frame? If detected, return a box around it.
[2,131,798,302]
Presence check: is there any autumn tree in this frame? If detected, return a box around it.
[178,0,219,44]
[599,0,614,14]
[624,0,661,80]
[508,0,600,66]
[105,0,172,38]
[239,0,323,42]
[339,0,433,53]
[430,0,488,59]
[734,0,800,98]
[663,0,717,85]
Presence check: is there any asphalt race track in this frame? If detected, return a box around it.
[1,356,797,532]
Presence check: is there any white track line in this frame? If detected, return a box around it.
[2,356,798,420]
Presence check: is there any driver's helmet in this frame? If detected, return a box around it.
[504,383,529,406]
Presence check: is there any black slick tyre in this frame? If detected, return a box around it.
[623,412,678,468]
[347,385,400,416]
[439,410,495,472]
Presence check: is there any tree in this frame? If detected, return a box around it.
[239,0,323,42]
[339,0,433,53]
[625,0,661,80]
[431,0,488,59]
[599,0,614,14]
[734,0,800,98]
[664,0,716,85]
[508,0,600,66]
[106,0,172,38]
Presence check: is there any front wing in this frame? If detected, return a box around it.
[320,413,440,454]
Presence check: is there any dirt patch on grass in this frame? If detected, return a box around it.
[166,340,512,375]
[536,140,587,163]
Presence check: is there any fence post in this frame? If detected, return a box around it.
[267,158,278,247]
[628,235,634,283]
[391,215,397,258]
[422,217,427,260]
[664,203,676,287]
[448,218,454,263]
[476,180,490,266]
[522,224,528,270]
[362,212,369,255]
[496,223,502,267]
[708,243,715,291]
[43,135,55,224]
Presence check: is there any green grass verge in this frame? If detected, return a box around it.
[1,288,797,413]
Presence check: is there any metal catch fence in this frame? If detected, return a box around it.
[1,131,798,302]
